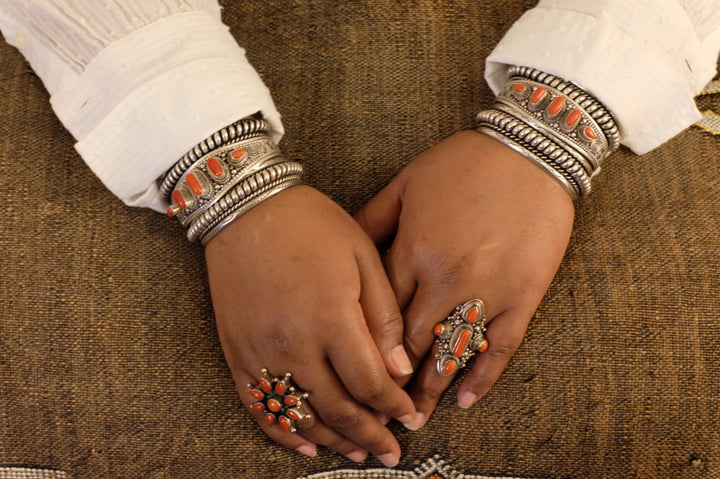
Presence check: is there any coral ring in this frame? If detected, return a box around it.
[434,299,489,376]
[247,369,311,433]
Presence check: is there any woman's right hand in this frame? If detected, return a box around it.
[205,185,416,467]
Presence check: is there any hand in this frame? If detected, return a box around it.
[205,185,415,466]
[355,131,574,428]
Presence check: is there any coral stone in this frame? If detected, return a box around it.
[530,87,547,104]
[452,329,472,357]
[207,157,224,178]
[267,399,281,412]
[186,173,203,196]
[171,190,187,209]
[275,382,286,395]
[548,97,565,116]
[566,109,582,127]
[260,378,272,394]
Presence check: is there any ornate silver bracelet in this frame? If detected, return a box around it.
[198,175,303,245]
[163,117,305,243]
[168,134,285,226]
[186,161,304,243]
[477,109,585,198]
[476,66,620,197]
[506,66,620,150]
[160,117,270,201]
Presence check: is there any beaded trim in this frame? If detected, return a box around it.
[296,454,523,479]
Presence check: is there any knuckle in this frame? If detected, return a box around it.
[295,413,317,430]
[267,328,292,356]
[486,342,518,362]
[368,304,403,340]
[418,250,454,280]
[415,383,444,403]
[261,323,311,361]
[352,380,388,406]
[321,405,365,432]
[323,434,352,452]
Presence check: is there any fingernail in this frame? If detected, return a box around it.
[402,412,426,431]
[396,413,414,425]
[296,443,317,458]
[373,411,390,426]
[377,452,400,468]
[458,391,477,409]
[345,449,368,463]
[390,345,414,375]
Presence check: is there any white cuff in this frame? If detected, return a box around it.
[485,0,719,155]
[50,10,282,212]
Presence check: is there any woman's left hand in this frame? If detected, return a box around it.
[355,130,575,429]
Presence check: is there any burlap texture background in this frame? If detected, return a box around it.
[1,1,718,478]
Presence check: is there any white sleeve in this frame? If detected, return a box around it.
[485,0,720,155]
[0,0,282,212]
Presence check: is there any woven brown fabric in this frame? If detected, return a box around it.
[1,1,719,478]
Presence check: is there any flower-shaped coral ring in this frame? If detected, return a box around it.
[247,368,311,433]
[434,299,489,376]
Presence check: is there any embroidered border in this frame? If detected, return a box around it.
[0,467,69,479]
[698,80,720,96]
[695,110,720,136]
[297,455,532,479]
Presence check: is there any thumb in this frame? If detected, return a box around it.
[355,243,413,379]
[354,178,403,247]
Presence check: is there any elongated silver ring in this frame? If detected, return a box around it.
[434,299,488,376]
[247,368,311,433]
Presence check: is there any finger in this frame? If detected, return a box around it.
[400,291,497,429]
[385,282,455,395]
[326,306,416,420]
[383,244,417,312]
[401,282,461,368]
[457,308,529,409]
[293,405,369,463]
[354,177,403,247]
[300,361,405,468]
[356,244,413,378]
[238,369,369,463]
[404,342,456,430]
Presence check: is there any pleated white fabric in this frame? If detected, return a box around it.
[0,0,282,211]
[486,0,720,155]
